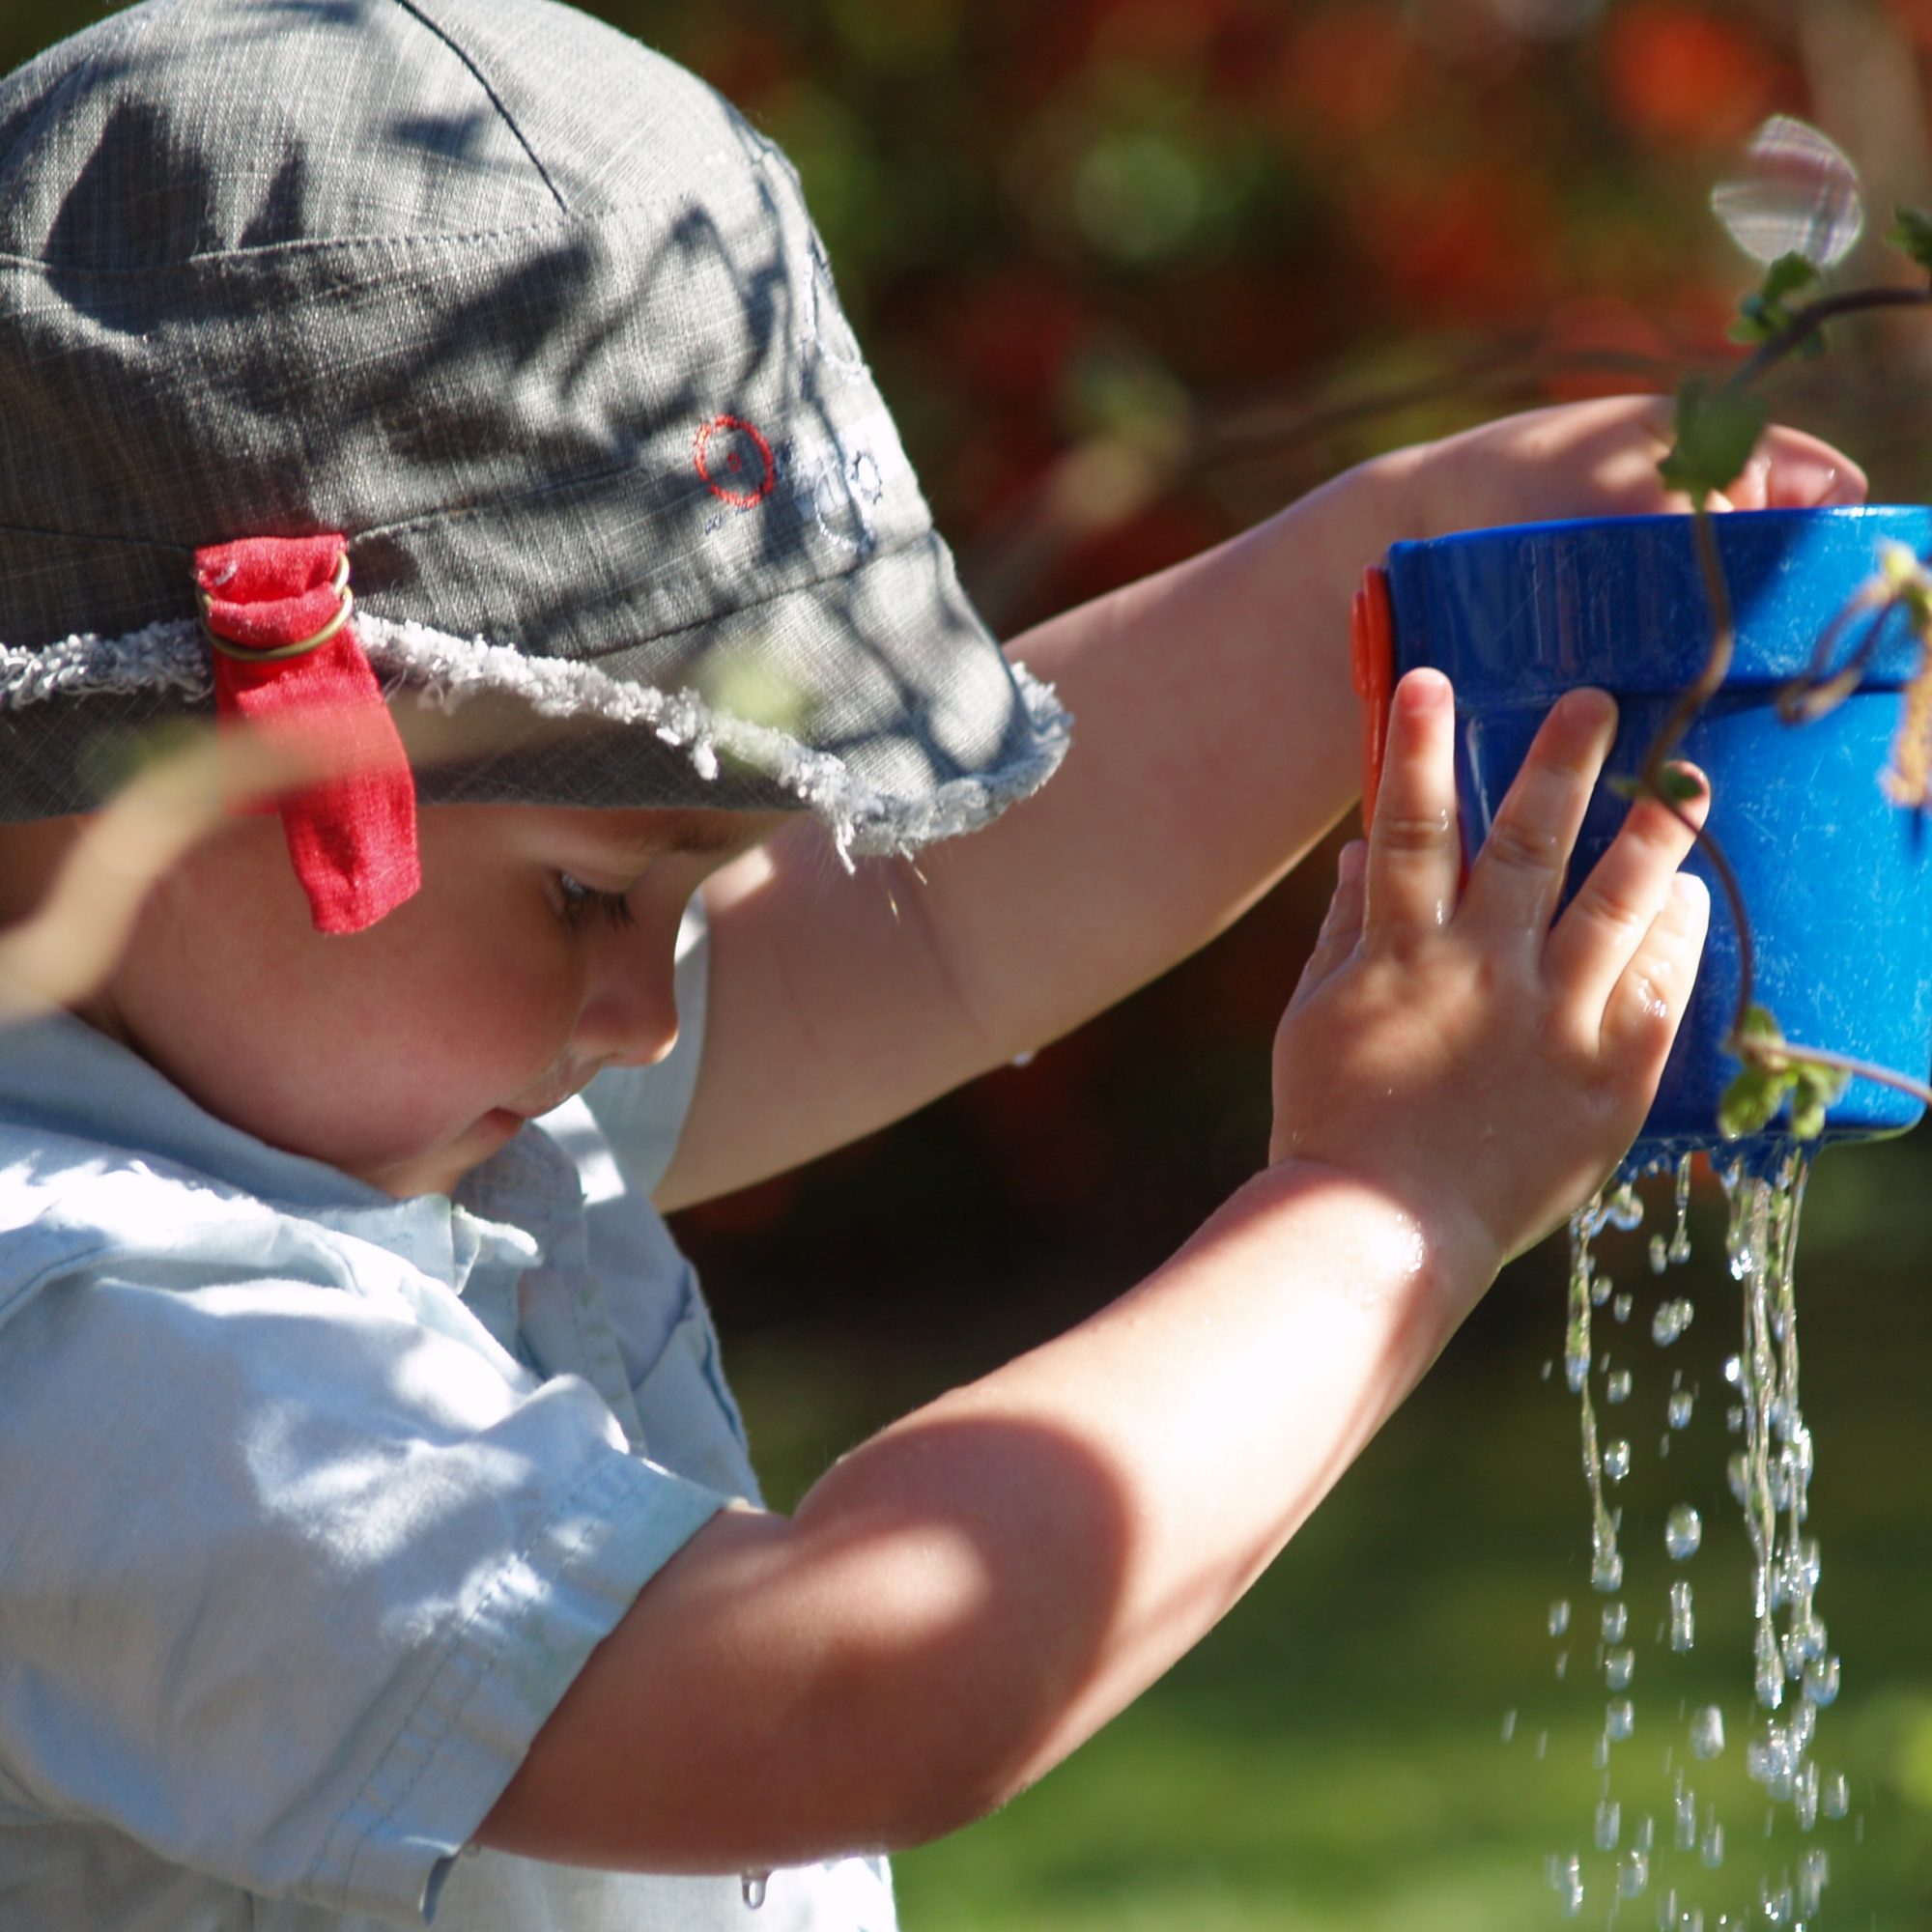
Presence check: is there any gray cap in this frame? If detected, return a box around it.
[0,0,1069,857]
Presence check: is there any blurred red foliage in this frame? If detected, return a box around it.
[1274,7,1421,152]
[1601,4,1792,150]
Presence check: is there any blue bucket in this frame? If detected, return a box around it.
[1359,507,1932,1166]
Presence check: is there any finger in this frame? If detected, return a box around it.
[1718,426,1867,512]
[1363,668,1462,946]
[1288,841,1365,1014]
[1543,765,1709,1016]
[1457,688,1618,938]
[1599,870,1710,1071]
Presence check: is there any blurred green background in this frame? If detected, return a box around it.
[11,0,1932,1922]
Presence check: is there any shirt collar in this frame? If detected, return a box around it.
[0,1009,571,1288]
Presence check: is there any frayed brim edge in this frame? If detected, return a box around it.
[0,614,1073,866]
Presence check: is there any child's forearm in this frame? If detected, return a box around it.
[477,1158,1484,1875]
[911,444,1423,1062]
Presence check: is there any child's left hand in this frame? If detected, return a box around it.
[1404,394,1867,540]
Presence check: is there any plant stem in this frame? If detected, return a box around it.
[1645,505,1737,774]
[1736,1037,1932,1111]
[1729,284,1932,390]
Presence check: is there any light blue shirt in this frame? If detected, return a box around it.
[0,909,896,1932]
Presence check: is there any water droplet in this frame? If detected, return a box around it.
[1822,1771,1848,1819]
[1542,1358,1554,1380]
[1536,1729,1549,1759]
[1603,1602,1628,1643]
[1674,1779,1698,1849]
[1620,1848,1651,1898]
[1803,1655,1840,1707]
[1649,1234,1669,1274]
[1690,1706,1726,1760]
[1548,1599,1572,1637]
[742,1871,770,1910]
[1606,1647,1635,1690]
[1607,1697,1635,1742]
[1605,1182,1644,1232]
[1652,1297,1695,1347]
[1798,1846,1830,1915]
[1555,1649,1570,1680]
[1597,1797,1623,1849]
[1723,1354,1744,1387]
[1502,1708,1518,1742]
[1711,115,1864,270]
[1593,1548,1626,1594]
[1549,1850,1584,1917]
[1605,1438,1633,1482]
[1701,1821,1725,1869]
[1668,1389,1695,1430]
[1795,1759,1820,1832]
[1665,1504,1703,1560]
[1608,1369,1634,1405]
[1671,1579,1696,1652]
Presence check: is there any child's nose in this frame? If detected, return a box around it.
[575,922,681,1068]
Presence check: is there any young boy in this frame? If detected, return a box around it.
[0,3,1864,1929]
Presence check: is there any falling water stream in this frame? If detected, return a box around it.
[1539,1151,1853,1928]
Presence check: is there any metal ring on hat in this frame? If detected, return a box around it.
[201,553,354,662]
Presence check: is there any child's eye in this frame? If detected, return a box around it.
[555,872,638,929]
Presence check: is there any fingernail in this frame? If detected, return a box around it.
[1396,667,1450,711]
[1669,872,1709,914]
[1778,453,1865,509]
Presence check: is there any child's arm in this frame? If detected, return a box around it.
[662,395,1855,1208]
[478,668,1709,1873]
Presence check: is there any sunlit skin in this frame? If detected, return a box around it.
[47,803,784,1199]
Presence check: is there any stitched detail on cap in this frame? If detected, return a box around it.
[387,0,569,217]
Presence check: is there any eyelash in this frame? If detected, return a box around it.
[556,872,638,929]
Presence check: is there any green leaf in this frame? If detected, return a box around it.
[1719,1065,1793,1140]
[1761,251,1822,306]
[1659,377,1769,501]
[1891,205,1932,273]
[1788,1079,1829,1141]
[1736,1003,1784,1044]
[1656,765,1708,805]
[1786,1060,1852,1141]
[1728,253,1824,347]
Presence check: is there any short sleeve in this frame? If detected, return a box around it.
[576,894,709,1197]
[0,1260,725,1924]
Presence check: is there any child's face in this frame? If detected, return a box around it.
[81,802,781,1199]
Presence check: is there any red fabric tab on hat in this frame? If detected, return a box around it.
[195,534,420,935]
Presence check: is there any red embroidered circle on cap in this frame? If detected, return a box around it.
[694,414,777,508]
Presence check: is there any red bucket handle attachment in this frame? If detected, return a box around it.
[1350,564,1394,837]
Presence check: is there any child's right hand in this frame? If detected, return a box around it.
[1269,667,1710,1285]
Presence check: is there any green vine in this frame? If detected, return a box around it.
[1654,216,1932,1141]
